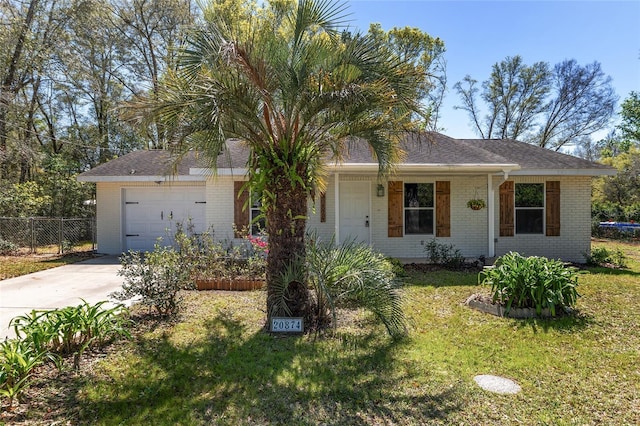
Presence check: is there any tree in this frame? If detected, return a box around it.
[618,91,640,146]
[537,60,617,150]
[454,56,550,140]
[592,147,640,222]
[112,0,195,148]
[135,0,425,322]
[366,24,446,131]
[454,56,617,150]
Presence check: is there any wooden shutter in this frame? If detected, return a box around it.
[388,181,403,237]
[499,181,514,237]
[320,192,326,223]
[546,181,560,236]
[435,181,451,237]
[233,181,249,238]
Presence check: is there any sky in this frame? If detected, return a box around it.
[344,0,640,140]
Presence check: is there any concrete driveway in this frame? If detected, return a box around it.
[0,255,128,340]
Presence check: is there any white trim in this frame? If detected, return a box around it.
[80,164,614,182]
[327,163,521,174]
[509,168,615,176]
[77,175,207,183]
[487,174,495,257]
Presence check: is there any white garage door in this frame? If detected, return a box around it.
[123,187,206,252]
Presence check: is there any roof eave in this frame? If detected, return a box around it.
[77,175,207,183]
[328,163,522,173]
[510,168,617,176]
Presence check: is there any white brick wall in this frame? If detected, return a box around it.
[367,174,488,260]
[493,176,592,263]
[98,174,593,262]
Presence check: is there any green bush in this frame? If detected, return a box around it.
[0,339,49,407]
[0,238,19,255]
[10,300,130,369]
[385,257,407,277]
[478,252,580,316]
[303,238,407,338]
[1,301,130,406]
[114,242,192,316]
[174,222,266,281]
[584,247,627,268]
[424,239,465,268]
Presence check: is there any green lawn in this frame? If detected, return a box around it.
[0,246,95,280]
[5,240,640,425]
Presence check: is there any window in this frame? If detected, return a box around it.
[515,183,544,234]
[250,192,265,236]
[404,183,434,234]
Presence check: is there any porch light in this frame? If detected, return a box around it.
[377,184,385,197]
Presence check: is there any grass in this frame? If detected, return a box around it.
[0,250,95,280]
[2,240,639,425]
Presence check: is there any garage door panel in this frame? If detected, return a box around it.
[124,187,206,252]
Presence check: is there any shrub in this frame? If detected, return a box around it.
[114,242,192,316]
[174,222,267,281]
[303,238,407,338]
[478,252,580,316]
[10,300,130,369]
[0,238,18,255]
[424,239,465,268]
[385,257,407,277]
[584,247,627,268]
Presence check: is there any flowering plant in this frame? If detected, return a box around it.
[247,234,269,254]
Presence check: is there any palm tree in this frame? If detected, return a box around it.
[137,0,425,322]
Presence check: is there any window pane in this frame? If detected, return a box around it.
[405,183,434,208]
[405,209,434,234]
[516,209,543,234]
[515,183,543,207]
[251,192,262,208]
[251,209,265,235]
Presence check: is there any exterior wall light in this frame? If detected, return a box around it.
[377,184,385,197]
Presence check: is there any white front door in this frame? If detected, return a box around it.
[339,181,371,244]
[123,186,206,252]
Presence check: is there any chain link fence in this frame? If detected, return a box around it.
[0,217,96,254]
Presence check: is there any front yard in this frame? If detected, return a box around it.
[0,251,95,280]
[2,240,639,425]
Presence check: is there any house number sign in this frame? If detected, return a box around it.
[271,317,304,333]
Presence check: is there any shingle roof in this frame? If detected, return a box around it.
[465,138,613,171]
[341,132,513,165]
[77,141,251,180]
[77,132,614,180]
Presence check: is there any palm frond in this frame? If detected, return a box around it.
[306,236,407,338]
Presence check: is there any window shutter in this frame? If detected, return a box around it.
[436,181,450,237]
[546,181,560,236]
[320,192,326,223]
[499,181,514,237]
[388,181,403,237]
[234,181,249,238]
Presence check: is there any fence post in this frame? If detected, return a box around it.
[59,218,64,254]
[30,218,35,254]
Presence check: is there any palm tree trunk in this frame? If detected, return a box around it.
[264,170,311,322]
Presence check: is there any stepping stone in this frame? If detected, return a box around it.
[473,374,522,394]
